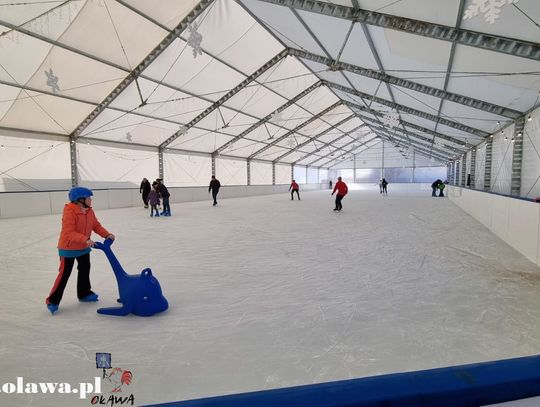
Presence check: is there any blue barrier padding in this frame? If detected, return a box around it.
[146,355,540,407]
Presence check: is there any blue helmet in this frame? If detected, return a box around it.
[69,187,93,202]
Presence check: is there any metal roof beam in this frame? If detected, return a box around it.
[213,81,322,155]
[327,81,490,138]
[359,116,466,154]
[272,114,358,162]
[291,123,367,165]
[258,0,540,61]
[343,100,471,146]
[289,49,522,120]
[317,136,379,167]
[160,50,288,148]
[248,101,342,159]
[69,0,215,137]
[370,127,450,160]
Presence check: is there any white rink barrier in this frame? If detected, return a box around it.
[0,184,324,219]
[448,186,540,267]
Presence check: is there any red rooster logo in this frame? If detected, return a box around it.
[105,367,133,392]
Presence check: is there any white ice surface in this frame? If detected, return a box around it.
[1,184,540,406]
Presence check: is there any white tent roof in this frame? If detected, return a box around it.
[1,0,539,166]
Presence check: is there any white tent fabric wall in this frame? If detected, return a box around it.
[77,142,158,189]
[215,157,247,185]
[319,168,329,184]
[163,152,212,187]
[0,133,71,192]
[275,163,291,184]
[250,161,273,185]
[522,106,540,198]
[491,123,515,195]
[307,167,318,183]
[293,165,307,184]
[475,142,487,191]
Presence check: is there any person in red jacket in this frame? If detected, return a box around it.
[331,176,348,211]
[45,187,115,315]
[289,179,300,200]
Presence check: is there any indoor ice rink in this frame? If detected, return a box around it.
[1,0,540,406]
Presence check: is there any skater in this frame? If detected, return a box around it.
[155,178,171,216]
[209,176,221,206]
[148,182,161,216]
[289,179,300,200]
[139,178,151,208]
[438,181,445,197]
[378,179,383,194]
[431,179,442,197]
[46,187,115,314]
[381,178,388,195]
[331,177,348,211]
[329,180,332,190]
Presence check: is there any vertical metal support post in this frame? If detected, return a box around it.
[484,138,492,192]
[470,149,476,189]
[381,139,385,179]
[70,137,78,187]
[158,148,164,180]
[211,154,216,177]
[272,162,276,185]
[511,117,525,196]
[247,159,251,186]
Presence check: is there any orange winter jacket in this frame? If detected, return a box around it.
[57,203,110,250]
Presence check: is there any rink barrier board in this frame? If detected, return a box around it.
[144,355,540,407]
[448,186,540,267]
[0,184,323,218]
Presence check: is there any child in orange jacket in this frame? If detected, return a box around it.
[46,187,115,314]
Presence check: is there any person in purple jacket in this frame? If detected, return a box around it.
[148,183,161,217]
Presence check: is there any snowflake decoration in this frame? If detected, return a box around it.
[187,23,203,58]
[178,124,189,135]
[381,111,400,129]
[463,0,519,25]
[269,110,284,124]
[44,68,60,92]
[125,132,132,142]
[288,136,296,148]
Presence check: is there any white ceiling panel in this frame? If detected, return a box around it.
[358,0,460,26]
[194,0,284,75]
[239,0,326,55]
[257,56,319,99]
[366,26,451,89]
[448,45,540,113]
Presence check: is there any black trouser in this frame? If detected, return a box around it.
[432,187,437,197]
[335,194,344,210]
[142,190,149,206]
[162,196,170,214]
[211,189,219,204]
[382,185,387,194]
[439,190,445,197]
[46,253,93,305]
[290,189,300,200]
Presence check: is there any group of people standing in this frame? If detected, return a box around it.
[140,176,222,215]
[431,179,447,197]
[139,178,171,217]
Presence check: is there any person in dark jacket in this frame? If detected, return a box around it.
[209,176,221,206]
[431,179,442,197]
[155,178,171,216]
[331,177,348,211]
[381,178,388,195]
[289,179,300,200]
[148,182,161,217]
[139,178,151,208]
